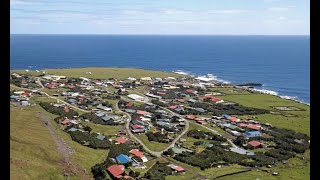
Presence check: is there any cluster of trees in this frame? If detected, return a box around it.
[172,145,280,170]
[190,102,269,116]
[146,132,171,143]
[67,130,111,149]
[39,102,78,118]
[144,162,172,180]
[91,144,139,180]
[80,113,120,126]
[187,130,227,142]
[268,127,309,154]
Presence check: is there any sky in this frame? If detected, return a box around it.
[10,0,310,35]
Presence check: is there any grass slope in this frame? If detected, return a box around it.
[10,106,65,179]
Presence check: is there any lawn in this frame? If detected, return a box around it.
[10,106,65,179]
[221,93,310,136]
[11,67,184,79]
[135,134,169,152]
[208,87,255,95]
[81,122,124,136]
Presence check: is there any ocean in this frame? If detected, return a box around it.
[10,35,310,104]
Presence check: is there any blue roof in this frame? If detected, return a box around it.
[244,131,261,137]
[223,114,230,118]
[116,154,131,164]
[246,152,256,156]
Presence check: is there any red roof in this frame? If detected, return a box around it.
[228,116,238,122]
[186,115,196,120]
[136,110,149,115]
[248,140,262,147]
[106,165,124,178]
[156,92,166,95]
[116,137,128,144]
[211,97,222,102]
[61,119,71,125]
[168,105,178,109]
[185,89,196,94]
[131,124,143,129]
[247,124,261,130]
[63,106,70,112]
[177,99,185,103]
[174,166,185,172]
[126,102,133,107]
[239,123,248,127]
[129,149,145,158]
[68,85,76,89]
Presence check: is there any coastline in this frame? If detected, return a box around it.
[173,70,310,106]
[10,67,309,106]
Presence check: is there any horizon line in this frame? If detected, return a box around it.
[10,33,310,36]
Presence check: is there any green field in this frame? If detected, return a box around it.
[136,134,169,152]
[220,93,310,135]
[12,67,184,79]
[81,122,124,136]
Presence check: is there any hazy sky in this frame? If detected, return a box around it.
[10,0,310,35]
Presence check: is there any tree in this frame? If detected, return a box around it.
[84,126,92,133]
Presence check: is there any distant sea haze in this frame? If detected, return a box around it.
[10,35,310,104]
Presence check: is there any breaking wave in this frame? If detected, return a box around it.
[173,69,309,105]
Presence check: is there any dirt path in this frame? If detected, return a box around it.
[37,111,92,180]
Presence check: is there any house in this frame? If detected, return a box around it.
[185,115,196,120]
[20,101,29,106]
[246,124,261,131]
[171,147,193,154]
[136,110,150,116]
[115,137,129,144]
[145,93,161,99]
[96,104,112,111]
[229,147,248,155]
[187,98,197,103]
[97,134,106,140]
[228,116,240,122]
[230,130,241,136]
[67,128,78,132]
[106,164,125,179]
[128,94,145,101]
[247,140,263,148]
[176,99,185,103]
[95,112,105,117]
[194,108,206,113]
[168,105,178,110]
[167,164,186,173]
[130,124,145,133]
[61,119,72,125]
[185,89,197,95]
[129,149,148,162]
[244,131,262,138]
[67,99,77,104]
[221,123,238,130]
[124,109,136,113]
[128,77,136,81]
[116,154,132,164]
[140,77,152,81]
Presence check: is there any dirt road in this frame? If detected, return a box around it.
[37,112,92,180]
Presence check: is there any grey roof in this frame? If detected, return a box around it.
[194,108,206,113]
[102,116,112,121]
[230,147,247,155]
[67,99,77,103]
[188,99,197,103]
[96,134,106,140]
[95,112,105,117]
[67,128,78,132]
[124,109,136,113]
[171,147,193,154]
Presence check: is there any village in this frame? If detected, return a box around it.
[10,71,310,180]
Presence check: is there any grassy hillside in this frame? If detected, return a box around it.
[10,106,65,179]
[11,67,184,79]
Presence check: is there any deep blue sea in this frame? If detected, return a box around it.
[10,35,310,104]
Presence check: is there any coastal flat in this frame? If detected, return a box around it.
[11,67,183,79]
